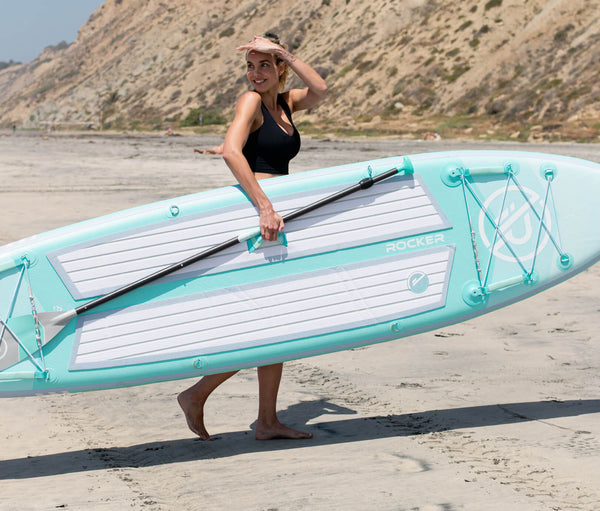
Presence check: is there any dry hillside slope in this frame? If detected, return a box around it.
[0,0,598,139]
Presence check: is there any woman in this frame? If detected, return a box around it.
[178,33,328,440]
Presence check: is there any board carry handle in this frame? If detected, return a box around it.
[245,232,288,254]
[441,161,519,187]
[0,370,49,381]
[28,165,404,346]
[0,256,17,273]
[462,272,539,306]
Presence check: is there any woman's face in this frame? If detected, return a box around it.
[246,50,283,92]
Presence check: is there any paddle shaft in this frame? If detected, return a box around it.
[75,167,399,315]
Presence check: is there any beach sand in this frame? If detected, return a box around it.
[1,131,599,511]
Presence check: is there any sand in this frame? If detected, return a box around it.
[0,130,599,511]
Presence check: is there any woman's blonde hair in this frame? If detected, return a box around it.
[263,32,289,91]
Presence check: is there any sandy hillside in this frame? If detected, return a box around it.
[0,0,599,140]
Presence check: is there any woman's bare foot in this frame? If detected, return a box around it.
[255,419,313,441]
[177,371,238,440]
[177,390,211,440]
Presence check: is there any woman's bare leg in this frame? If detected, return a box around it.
[255,363,313,440]
[177,371,238,440]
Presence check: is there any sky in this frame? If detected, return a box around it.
[0,0,105,63]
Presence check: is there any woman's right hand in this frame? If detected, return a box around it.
[236,36,282,56]
[259,207,285,242]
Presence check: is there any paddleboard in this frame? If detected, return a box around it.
[1,150,599,397]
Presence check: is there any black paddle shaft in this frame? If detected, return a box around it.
[75,167,399,315]
[283,167,399,222]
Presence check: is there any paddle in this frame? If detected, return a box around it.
[37,166,403,343]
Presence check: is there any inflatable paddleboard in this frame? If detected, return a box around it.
[1,150,599,397]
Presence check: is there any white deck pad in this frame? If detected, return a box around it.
[70,245,455,370]
[50,175,449,300]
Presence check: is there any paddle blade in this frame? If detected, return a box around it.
[37,310,77,344]
[0,324,20,371]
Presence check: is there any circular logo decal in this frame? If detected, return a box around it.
[408,271,429,294]
[478,185,551,263]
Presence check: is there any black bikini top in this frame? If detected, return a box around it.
[242,94,301,175]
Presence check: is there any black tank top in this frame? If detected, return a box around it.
[242,94,301,175]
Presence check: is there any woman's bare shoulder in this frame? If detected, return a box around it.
[237,90,262,108]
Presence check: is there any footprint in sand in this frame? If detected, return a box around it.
[378,452,429,473]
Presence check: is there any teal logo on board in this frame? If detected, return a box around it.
[478,186,551,262]
[407,271,429,294]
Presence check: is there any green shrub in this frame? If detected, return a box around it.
[457,20,473,32]
[0,60,21,71]
[554,24,574,43]
[484,0,502,10]
[219,27,235,38]
[180,107,227,126]
[47,41,70,51]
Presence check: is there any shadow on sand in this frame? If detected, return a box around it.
[2,398,599,480]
